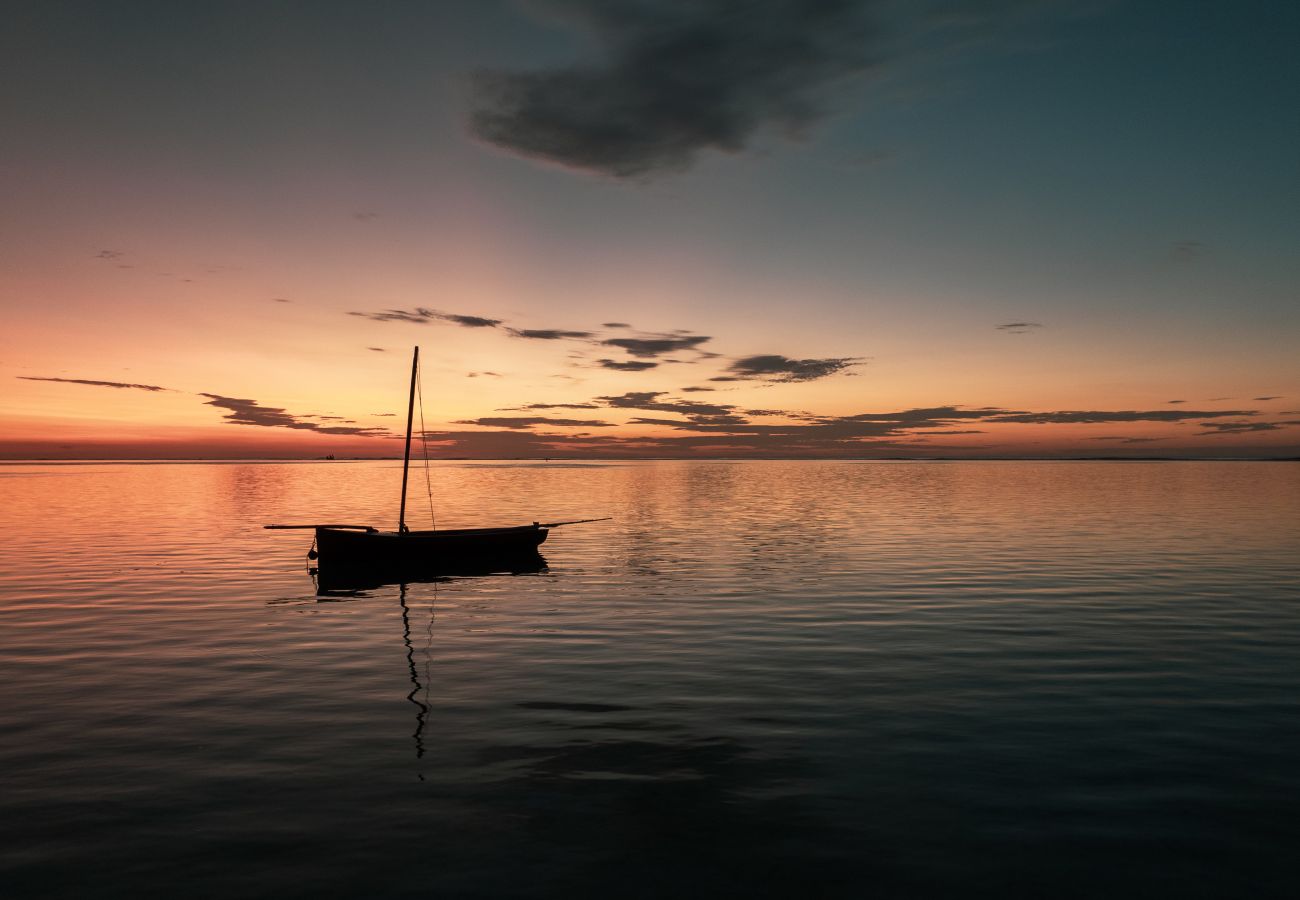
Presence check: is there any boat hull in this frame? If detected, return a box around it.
[314,524,548,586]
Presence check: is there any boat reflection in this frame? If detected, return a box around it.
[300,552,548,766]
[311,550,548,593]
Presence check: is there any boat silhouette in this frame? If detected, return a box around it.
[265,346,605,587]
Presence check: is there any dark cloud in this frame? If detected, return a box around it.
[585,400,1280,445]
[834,406,1003,424]
[428,401,1024,449]
[627,415,752,429]
[1253,396,1282,401]
[597,358,659,371]
[602,334,712,358]
[602,322,632,328]
[507,328,595,340]
[988,409,1257,424]
[720,354,861,382]
[467,371,502,378]
[599,391,737,418]
[469,0,878,179]
[409,395,1300,457]
[508,402,602,410]
[681,386,716,392]
[18,376,170,392]
[1166,399,1185,404]
[1197,420,1300,436]
[412,399,1294,458]
[368,347,387,352]
[452,416,615,430]
[373,413,397,417]
[199,394,392,436]
[272,297,291,303]
[347,307,503,328]
[995,322,1042,332]
[443,313,503,328]
[95,249,124,260]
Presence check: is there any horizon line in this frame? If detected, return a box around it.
[2,456,1298,464]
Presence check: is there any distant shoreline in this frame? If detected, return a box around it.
[1,456,1297,464]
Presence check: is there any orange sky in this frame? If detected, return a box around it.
[2,3,1297,458]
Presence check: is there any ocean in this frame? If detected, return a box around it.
[2,460,1298,898]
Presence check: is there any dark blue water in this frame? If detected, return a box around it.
[1,460,1297,897]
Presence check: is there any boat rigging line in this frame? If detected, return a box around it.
[415,351,436,531]
[398,346,419,533]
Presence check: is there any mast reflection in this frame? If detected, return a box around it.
[307,554,548,767]
[398,583,431,762]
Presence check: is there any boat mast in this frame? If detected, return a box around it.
[398,346,419,533]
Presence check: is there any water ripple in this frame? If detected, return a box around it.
[1,460,1298,898]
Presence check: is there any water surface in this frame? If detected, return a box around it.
[2,460,1298,898]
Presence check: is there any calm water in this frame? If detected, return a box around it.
[2,460,1298,898]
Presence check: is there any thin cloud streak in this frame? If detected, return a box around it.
[347,308,503,328]
[597,358,658,371]
[452,416,615,430]
[718,354,862,383]
[507,328,595,340]
[1197,420,1300,435]
[18,376,171,392]
[506,402,602,410]
[988,409,1257,424]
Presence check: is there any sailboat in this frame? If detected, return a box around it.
[265,346,604,585]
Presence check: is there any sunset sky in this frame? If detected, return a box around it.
[2,0,1297,458]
